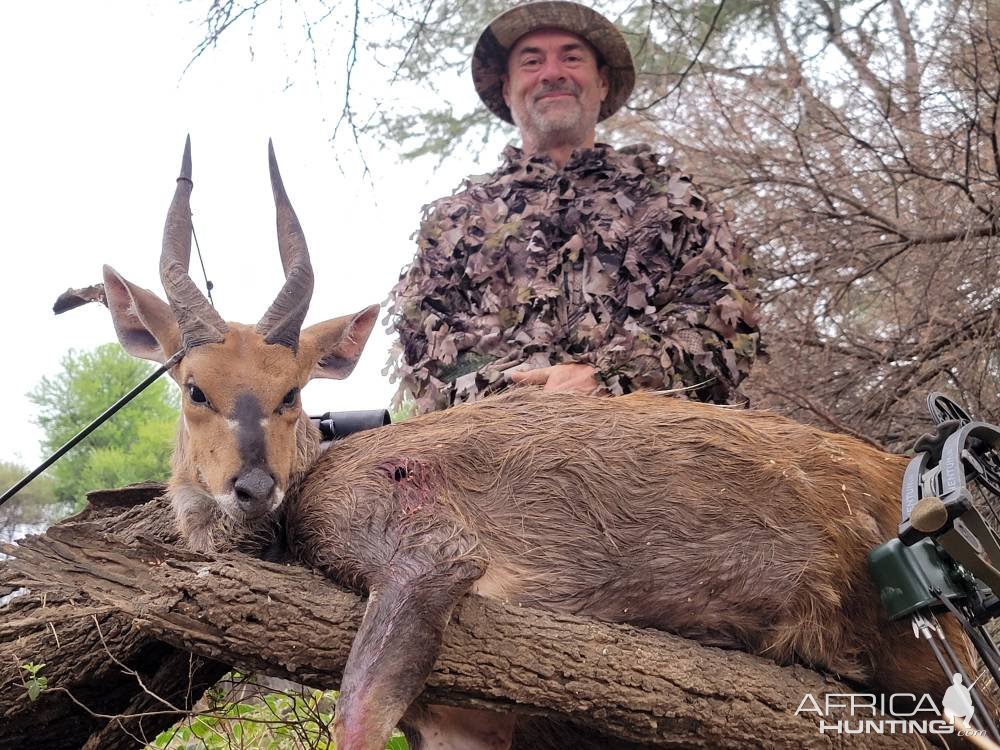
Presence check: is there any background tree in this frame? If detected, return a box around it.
[0,462,67,543]
[621,0,1000,449]
[28,344,179,505]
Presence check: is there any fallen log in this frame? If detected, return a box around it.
[1,487,910,749]
[0,485,227,749]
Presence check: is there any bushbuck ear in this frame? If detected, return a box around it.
[102,265,182,364]
[300,304,379,380]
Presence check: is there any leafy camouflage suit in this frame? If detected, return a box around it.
[386,143,762,414]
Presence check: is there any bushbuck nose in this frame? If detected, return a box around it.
[233,467,276,505]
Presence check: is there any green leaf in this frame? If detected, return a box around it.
[188,717,214,739]
[28,343,179,506]
[20,662,44,677]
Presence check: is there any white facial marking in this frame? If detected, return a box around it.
[268,487,285,512]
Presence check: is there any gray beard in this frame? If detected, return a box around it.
[513,96,600,152]
[533,104,584,134]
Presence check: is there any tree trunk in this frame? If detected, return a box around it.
[1,487,911,749]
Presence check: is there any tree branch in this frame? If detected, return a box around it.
[2,492,913,749]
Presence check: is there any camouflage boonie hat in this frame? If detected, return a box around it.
[472,1,636,124]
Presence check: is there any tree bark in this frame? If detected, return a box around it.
[0,485,228,750]
[1,487,911,749]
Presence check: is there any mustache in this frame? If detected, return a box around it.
[533,81,581,102]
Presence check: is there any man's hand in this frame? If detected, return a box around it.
[509,363,602,394]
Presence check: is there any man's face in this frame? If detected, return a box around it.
[502,28,609,147]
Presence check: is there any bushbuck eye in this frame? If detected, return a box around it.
[188,384,208,405]
[282,388,298,408]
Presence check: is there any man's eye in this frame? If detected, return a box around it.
[282,388,298,407]
[188,384,208,405]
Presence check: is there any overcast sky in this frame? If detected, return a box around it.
[0,1,509,471]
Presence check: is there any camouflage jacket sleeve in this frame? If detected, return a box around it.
[385,193,504,414]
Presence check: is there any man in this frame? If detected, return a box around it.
[386,1,761,414]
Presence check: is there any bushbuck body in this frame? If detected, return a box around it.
[104,140,975,750]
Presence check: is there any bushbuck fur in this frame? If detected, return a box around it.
[103,139,978,750]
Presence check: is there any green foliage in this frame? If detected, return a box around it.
[0,460,57,514]
[0,461,71,539]
[20,662,47,701]
[28,344,179,506]
[148,680,409,749]
[389,398,415,423]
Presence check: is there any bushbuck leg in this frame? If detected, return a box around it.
[330,517,486,750]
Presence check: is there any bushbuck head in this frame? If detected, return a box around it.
[103,137,378,548]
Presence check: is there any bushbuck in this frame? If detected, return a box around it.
[102,138,976,750]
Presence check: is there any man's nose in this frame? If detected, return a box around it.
[539,57,567,83]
